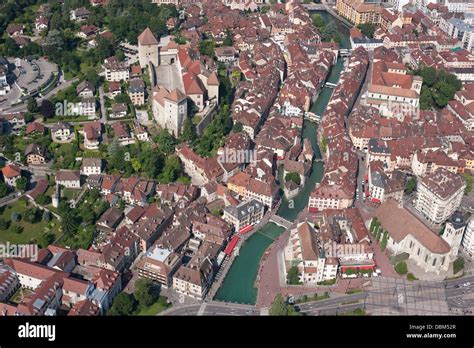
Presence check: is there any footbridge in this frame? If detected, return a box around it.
[269,215,293,229]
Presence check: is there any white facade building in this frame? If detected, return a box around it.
[415,168,465,225]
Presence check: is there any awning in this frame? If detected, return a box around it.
[239,225,253,234]
[224,235,240,256]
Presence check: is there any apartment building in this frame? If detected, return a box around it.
[336,0,382,25]
[222,199,265,232]
[414,168,465,224]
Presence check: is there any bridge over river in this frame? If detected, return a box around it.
[268,215,293,229]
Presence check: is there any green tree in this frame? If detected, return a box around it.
[199,40,215,57]
[41,99,56,120]
[395,261,408,275]
[11,225,24,234]
[15,177,28,192]
[181,117,197,144]
[322,21,340,43]
[62,210,79,235]
[23,208,40,224]
[285,172,301,186]
[36,194,52,206]
[357,23,377,38]
[223,29,233,46]
[286,266,301,285]
[269,294,299,316]
[0,218,10,231]
[369,217,378,233]
[38,232,55,248]
[159,155,181,183]
[416,67,462,110]
[405,177,417,194]
[42,210,52,222]
[134,278,157,308]
[0,181,11,198]
[11,212,21,223]
[108,292,135,316]
[27,97,40,113]
[154,129,177,154]
[311,13,325,30]
[232,122,243,133]
[380,230,388,251]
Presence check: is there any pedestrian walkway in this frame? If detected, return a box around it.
[197,303,207,316]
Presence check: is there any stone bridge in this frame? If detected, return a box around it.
[269,215,293,229]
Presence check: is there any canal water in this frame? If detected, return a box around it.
[214,11,351,305]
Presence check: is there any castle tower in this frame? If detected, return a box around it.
[138,27,159,68]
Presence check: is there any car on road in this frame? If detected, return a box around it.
[464,282,471,287]
[455,284,461,288]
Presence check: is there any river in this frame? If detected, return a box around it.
[214,11,351,305]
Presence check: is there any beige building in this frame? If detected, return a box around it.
[284,221,339,284]
[128,78,146,106]
[336,0,382,25]
[172,258,214,299]
[152,87,188,137]
[136,246,182,288]
[103,57,129,82]
[415,168,465,225]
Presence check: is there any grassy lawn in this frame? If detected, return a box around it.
[45,116,93,124]
[0,199,61,244]
[346,288,363,294]
[339,308,366,316]
[135,297,171,316]
[10,287,34,304]
[453,257,465,274]
[61,188,82,201]
[296,292,330,304]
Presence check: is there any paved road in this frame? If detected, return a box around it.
[162,275,474,316]
[99,86,107,123]
[161,301,257,316]
[295,293,366,313]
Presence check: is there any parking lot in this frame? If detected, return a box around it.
[0,57,58,110]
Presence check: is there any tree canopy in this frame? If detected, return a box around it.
[415,67,462,110]
[269,294,300,316]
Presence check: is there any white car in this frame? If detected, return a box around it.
[464,282,471,287]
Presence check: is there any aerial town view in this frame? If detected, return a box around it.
[1,0,474,341]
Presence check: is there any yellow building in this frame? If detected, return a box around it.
[336,0,382,25]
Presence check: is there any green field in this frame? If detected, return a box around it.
[135,297,171,316]
[0,198,61,245]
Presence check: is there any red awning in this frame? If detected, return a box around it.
[224,235,240,256]
[371,197,381,204]
[239,225,253,234]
